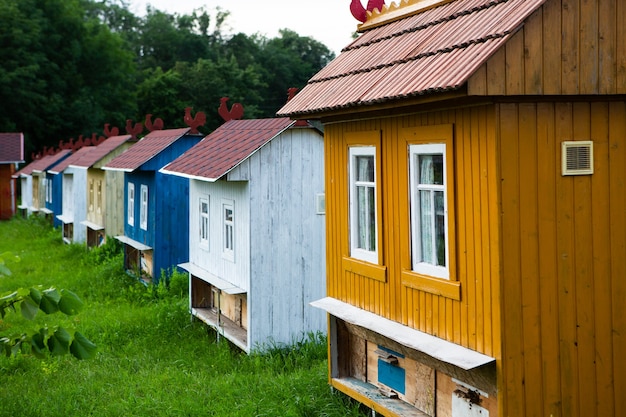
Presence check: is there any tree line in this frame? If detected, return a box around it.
[0,0,336,158]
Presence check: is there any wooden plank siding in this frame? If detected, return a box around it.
[323,104,502,379]
[498,101,626,417]
[467,0,626,96]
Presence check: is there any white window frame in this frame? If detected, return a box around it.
[349,146,378,264]
[88,178,94,213]
[96,180,102,214]
[140,184,148,231]
[222,199,234,262]
[45,178,51,204]
[409,143,449,279]
[127,183,135,226]
[199,197,209,248]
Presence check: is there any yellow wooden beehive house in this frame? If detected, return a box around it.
[278,0,626,416]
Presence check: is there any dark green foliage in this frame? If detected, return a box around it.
[0,0,334,158]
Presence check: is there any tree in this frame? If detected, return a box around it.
[0,252,96,359]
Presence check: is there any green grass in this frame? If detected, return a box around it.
[0,216,368,417]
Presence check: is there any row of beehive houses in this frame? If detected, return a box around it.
[276,0,626,416]
[5,0,625,414]
[8,104,326,354]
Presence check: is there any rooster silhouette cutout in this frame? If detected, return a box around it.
[184,107,206,134]
[103,123,119,138]
[125,119,143,139]
[350,0,385,22]
[218,97,244,122]
[145,114,164,132]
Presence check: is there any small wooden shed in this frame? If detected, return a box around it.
[68,135,134,247]
[32,150,72,224]
[0,133,24,220]
[103,128,201,283]
[278,0,626,416]
[50,146,96,243]
[162,118,326,352]
[13,151,71,220]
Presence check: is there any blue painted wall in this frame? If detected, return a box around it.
[48,172,64,228]
[123,134,200,283]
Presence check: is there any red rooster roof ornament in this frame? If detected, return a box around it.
[145,114,164,132]
[350,0,385,23]
[184,107,206,134]
[218,97,244,123]
[125,119,143,139]
[103,123,119,138]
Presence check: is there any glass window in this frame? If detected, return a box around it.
[96,180,102,214]
[222,200,234,261]
[140,185,148,230]
[127,183,134,226]
[409,143,449,279]
[349,146,378,264]
[200,197,209,247]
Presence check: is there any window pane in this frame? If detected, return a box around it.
[435,190,446,267]
[225,208,233,222]
[356,155,374,182]
[356,185,376,251]
[419,189,433,264]
[419,154,444,185]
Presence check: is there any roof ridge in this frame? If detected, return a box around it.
[348,0,510,52]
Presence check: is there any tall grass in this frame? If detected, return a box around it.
[0,216,368,417]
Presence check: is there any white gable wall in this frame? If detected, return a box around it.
[189,179,250,292]
[63,167,88,243]
[228,128,326,350]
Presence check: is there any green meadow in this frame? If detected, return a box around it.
[0,217,367,417]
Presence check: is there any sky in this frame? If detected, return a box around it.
[128,0,368,55]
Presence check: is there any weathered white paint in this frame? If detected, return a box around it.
[187,126,326,351]
[61,166,88,243]
[18,175,32,213]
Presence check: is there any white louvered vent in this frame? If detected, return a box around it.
[562,141,594,176]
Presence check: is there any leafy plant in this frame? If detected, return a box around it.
[0,253,96,360]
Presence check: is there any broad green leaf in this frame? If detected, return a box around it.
[48,327,71,356]
[39,289,61,314]
[29,287,42,305]
[58,290,83,315]
[20,297,39,320]
[31,329,48,359]
[0,337,11,357]
[69,332,97,360]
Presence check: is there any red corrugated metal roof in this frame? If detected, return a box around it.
[0,133,24,163]
[104,128,190,171]
[48,147,94,175]
[12,150,72,178]
[162,118,295,181]
[69,135,133,168]
[278,0,546,117]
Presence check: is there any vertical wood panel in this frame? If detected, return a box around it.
[505,30,525,94]
[554,102,580,417]
[518,103,543,417]
[486,48,506,95]
[589,102,614,417]
[499,103,525,416]
[580,0,599,93]
[543,0,562,94]
[598,0,616,93]
[571,103,596,417]
[616,0,626,92]
[561,0,580,93]
[535,102,562,417]
[524,9,544,94]
[608,102,626,414]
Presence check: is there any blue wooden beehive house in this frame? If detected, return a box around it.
[103,127,202,283]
